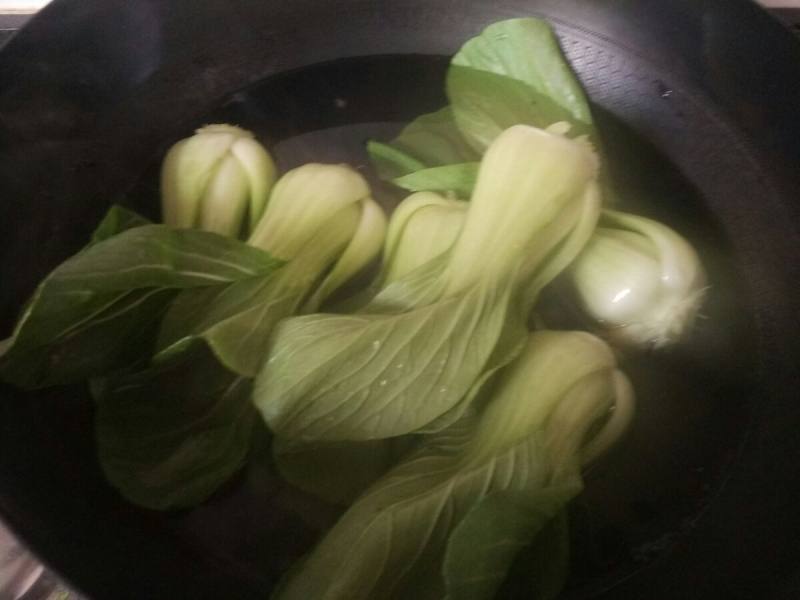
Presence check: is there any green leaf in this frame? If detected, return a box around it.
[89,205,152,245]
[259,122,602,446]
[94,340,255,510]
[447,65,592,154]
[156,209,364,377]
[51,225,281,290]
[156,272,299,377]
[391,107,480,167]
[255,271,523,443]
[272,419,580,600]
[443,493,571,600]
[273,436,412,506]
[369,18,598,199]
[393,163,479,198]
[508,510,570,600]
[418,296,528,434]
[366,141,426,180]
[448,17,594,152]
[0,287,177,389]
[1,223,280,389]
[272,330,630,600]
[367,107,479,181]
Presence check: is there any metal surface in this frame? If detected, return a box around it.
[0,1,799,599]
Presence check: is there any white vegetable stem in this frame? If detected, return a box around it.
[570,209,706,347]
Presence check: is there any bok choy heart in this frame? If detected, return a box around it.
[161,124,277,237]
[155,163,387,377]
[272,330,634,600]
[0,206,282,389]
[255,123,601,443]
[569,209,707,348]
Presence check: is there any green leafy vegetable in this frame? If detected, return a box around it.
[443,493,569,600]
[494,509,570,600]
[157,164,386,376]
[367,107,479,181]
[248,163,370,258]
[441,125,599,299]
[256,124,600,443]
[273,436,414,506]
[447,66,592,155]
[156,213,360,376]
[368,18,596,201]
[389,107,481,167]
[0,212,280,389]
[89,205,151,245]
[93,340,254,510]
[367,141,427,181]
[161,123,277,236]
[305,195,388,312]
[392,163,479,198]
[258,268,519,442]
[448,18,594,153]
[0,23,685,600]
[569,209,707,347]
[380,192,467,286]
[272,330,634,600]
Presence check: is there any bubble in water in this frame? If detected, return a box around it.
[379,379,388,386]
[655,80,673,99]
[372,340,381,349]
[439,387,448,393]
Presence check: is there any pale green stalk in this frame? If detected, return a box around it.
[443,124,598,296]
[161,124,277,236]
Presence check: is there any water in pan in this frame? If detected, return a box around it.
[126,53,756,598]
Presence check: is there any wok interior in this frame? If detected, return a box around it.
[3,2,797,598]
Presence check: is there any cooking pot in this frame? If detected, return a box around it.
[1,1,799,598]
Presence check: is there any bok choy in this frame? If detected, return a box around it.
[94,165,386,507]
[569,210,706,347]
[272,330,634,600]
[156,163,386,377]
[254,123,601,443]
[161,124,277,236]
[0,208,282,389]
[379,191,467,286]
[271,193,468,504]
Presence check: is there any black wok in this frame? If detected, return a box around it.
[1,0,799,598]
